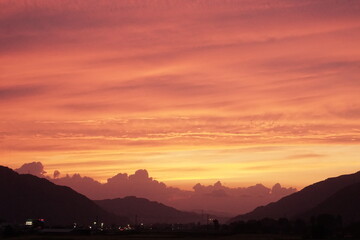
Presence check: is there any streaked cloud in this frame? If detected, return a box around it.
[1,0,360,189]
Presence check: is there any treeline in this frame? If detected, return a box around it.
[228,214,360,239]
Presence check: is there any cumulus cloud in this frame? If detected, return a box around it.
[15,162,46,177]
[53,170,60,179]
[176,181,296,215]
[15,162,297,216]
[52,168,180,202]
[271,183,297,197]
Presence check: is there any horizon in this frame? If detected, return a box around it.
[9,161,298,190]
[7,161,360,192]
[2,161,360,227]
[1,0,360,192]
[3,161,298,216]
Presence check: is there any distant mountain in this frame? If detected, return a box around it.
[16,162,296,216]
[0,166,128,226]
[230,171,360,222]
[95,196,203,224]
[301,181,360,224]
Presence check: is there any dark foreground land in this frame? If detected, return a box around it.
[5,233,303,240]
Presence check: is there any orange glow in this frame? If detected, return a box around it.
[1,0,360,190]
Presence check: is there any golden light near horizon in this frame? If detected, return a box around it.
[1,0,360,190]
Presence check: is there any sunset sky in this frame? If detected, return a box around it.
[1,0,360,190]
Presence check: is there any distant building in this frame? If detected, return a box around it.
[25,219,45,229]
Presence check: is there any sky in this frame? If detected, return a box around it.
[1,0,360,190]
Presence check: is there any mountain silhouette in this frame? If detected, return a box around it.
[0,166,128,226]
[95,196,203,224]
[300,181,360,224]
[230,171,360,222]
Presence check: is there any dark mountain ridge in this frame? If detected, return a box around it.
[95,196,203,224]
[231,171,360,222]
[0,166,128,226]
[301,181,360,224]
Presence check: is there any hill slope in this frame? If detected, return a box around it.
[301,181,360,224]
[231,171,360,222]
[0,166,128,226]
[95,196,202,224]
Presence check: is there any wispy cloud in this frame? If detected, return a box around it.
[1,0,360,188]
[0,84,47,101]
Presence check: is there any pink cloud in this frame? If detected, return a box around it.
[1,0,360,189]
